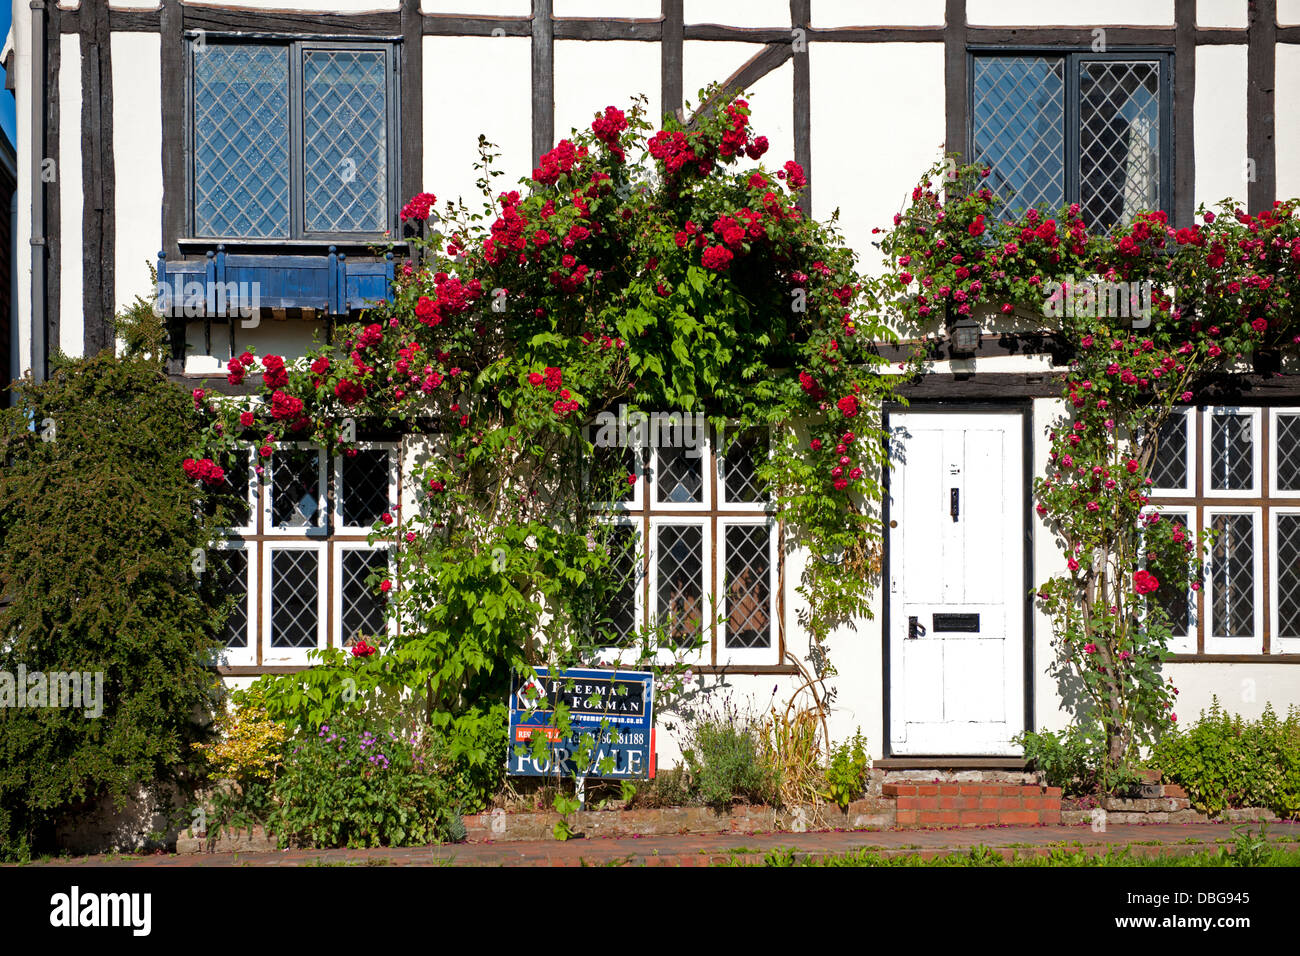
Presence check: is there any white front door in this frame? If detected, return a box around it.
[887,410,1026,755]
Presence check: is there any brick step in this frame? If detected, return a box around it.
[882,782,1062,828]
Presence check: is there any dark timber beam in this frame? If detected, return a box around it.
[1247,0,1277,211]
[44,2,60,356]
[661,0,683,121]
[532,0,554,165]
[687,41,792,126]
[1174,0,1196,227]
[400,0,423,211]
[792,0,811,215]
[81,0,114,357]
[160,0,184,261]
[944,0,967,162]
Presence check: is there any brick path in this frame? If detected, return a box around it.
[25,820,1300,867]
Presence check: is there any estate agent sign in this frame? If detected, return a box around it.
[508,667,654,779]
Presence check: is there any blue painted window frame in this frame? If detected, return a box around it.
[185,35,402,243]
[968,49,1174,228]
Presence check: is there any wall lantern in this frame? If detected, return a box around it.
[948,316,982,355]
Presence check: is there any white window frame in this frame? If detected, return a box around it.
[261,541,328,664]
[645,515,711,666]
[1203,505,1264,653]
[715,515,780,667]
[333,442,400,533]
[717,424,774,512]
[1202,406,1262,499]
[1148,407,1194,498]
[212,538,256,667]
[1268,407,1300,497]
[648,415,712,512]
[212,447,258,535]
[1139,506,1198,655]
[1269,507,1300,655]
[332,540,397,649]
[264,443,330,536]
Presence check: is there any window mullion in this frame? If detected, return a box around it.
[1065,51,1080,207]
[289,40,305,240]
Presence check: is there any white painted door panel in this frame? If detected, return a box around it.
[888,411,1025,755]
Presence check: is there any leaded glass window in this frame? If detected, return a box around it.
[190,40,396,240]
[270,548,321,649]
[340,548,389,645]
[971,52,1169,228]
[1209,512,1256,639]
[1209,410,1256,493]
[1277,514,1300,641]
[722,522,773,650]
[1149,410,1189,492]
[339,449,393,528]
[655,523,705,648]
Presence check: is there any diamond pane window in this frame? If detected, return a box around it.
[1278,514,1300,640]
[1149,412,1189,491]
[602,524,641,647]
[193,44,291,238]
[971,56,1066,214]
[656,524,704,648]
[271,448,326,529]
[1150,511,1191,639]
[340,449,392,528]
[655,425,706,505]
[721,429,770,504]
[971,53,1168,230]
[1276,413,1300,492]
[723,524,773,649]
[1210,513,1256,638]
[302,49,389,233]
[216,548,250,649]
[190,41,396,240]
[1079,61,1161,228]
[1210,412,1255,492]
[341,548,388,645]
[270,548,321,648]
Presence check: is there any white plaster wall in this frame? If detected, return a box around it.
[810,42,945,277]
[555,1,659,16]
[1277,46,1300,202]
[185,0,399,10]
[1165,663,1300,724]
[1280,0,1300,25]
[422,0,528,13]
[687,1,792,27]
[554,39,660,138]
[1031,397,1073,735]
[1194,45,1249,210]
[112,33,163,324]
[59,34,83,359]
[1197,0,1248,29]
[185,318,328,373]
[813,0,945,27]
[682,39,745,108]
[966,0,1175,25]
[422,35,532,213]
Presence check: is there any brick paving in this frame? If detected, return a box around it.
[22,820,1300,867]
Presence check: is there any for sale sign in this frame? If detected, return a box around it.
[508,667,654,779]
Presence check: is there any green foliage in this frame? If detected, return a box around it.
[681,706,779,810]
[1016,724,1109,796]
[268,711,458,848]
[114,264,167,364]
[0,353,227,859]
[823,730,869,810]
[551,791,581,841]
[1150,698,1300,818]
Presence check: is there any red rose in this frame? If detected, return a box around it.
[1133,570,1160,595]
[967,214,986,237]
[239,411,255,428]
[270,390,304,421]
[837,395,859,418]
[701,245,734,270]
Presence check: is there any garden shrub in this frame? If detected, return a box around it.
[1150,698,1300,818]
[192,686,289,836]
[681,707,778,810]
[0,351,229,859]
[268,710,460,848]
[824,730,870,810]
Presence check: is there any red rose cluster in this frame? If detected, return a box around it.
[270,389,304,421]
[399,191,437,222]
[350,638,378,658]
[533,139,581,185]
[415,272,481,327]
[591,106,629,162]
[183,457,226,487]
[261,354,288,389]
[225,350,255,386]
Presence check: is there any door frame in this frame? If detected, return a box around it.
[880,401,1035,758]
